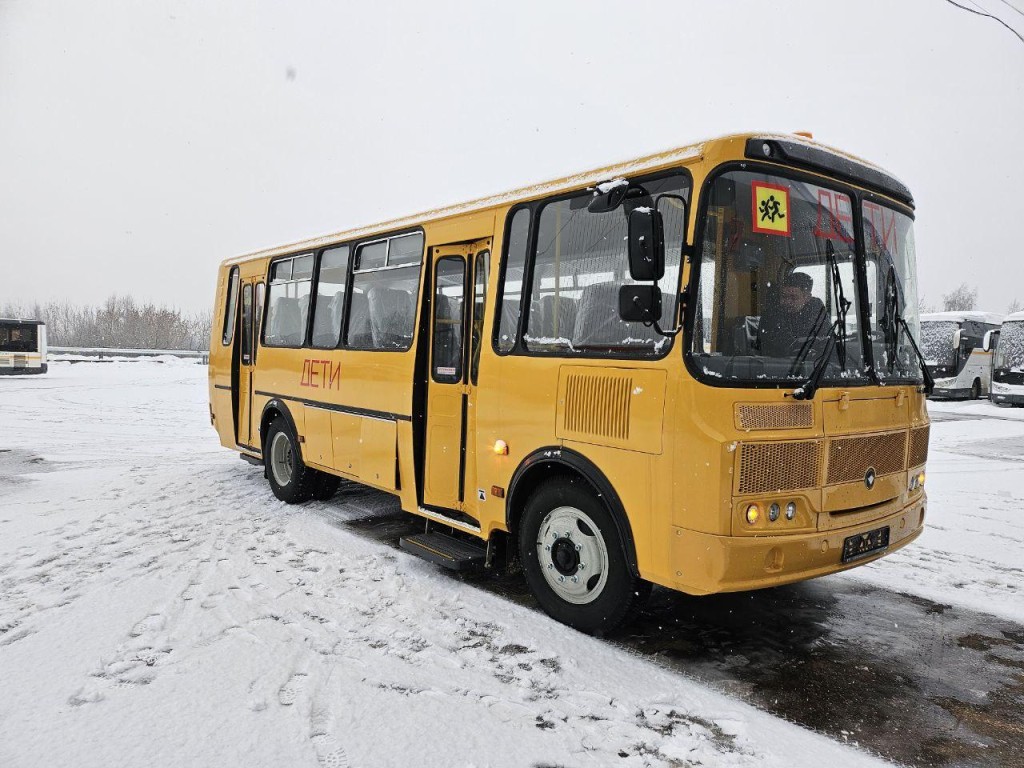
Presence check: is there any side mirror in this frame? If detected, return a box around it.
[983,330,993,352]
[953,328,963,350]
[628,207,665,281]
[618,285,662,323]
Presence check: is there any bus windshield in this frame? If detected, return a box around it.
[690,170,923,387]
[995,321,1024,371]
[690,170,866,384]
[0,323,38,352]
[920,321,958,367]
[862,202,922,382]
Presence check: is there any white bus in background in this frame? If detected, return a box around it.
[919,311,1003,400]
[0,319,47,375]
[991,310,1024,406]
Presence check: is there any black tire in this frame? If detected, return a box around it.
[518,476,650,635]
[311,472,341,501]
[971,379,981,400]
[264,416,315,504]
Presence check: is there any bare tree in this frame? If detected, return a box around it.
[1009,298,1023,315]
[942,283,978,312]
[0,296,210,350]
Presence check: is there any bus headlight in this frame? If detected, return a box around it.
[745,504,760,525]
[768,502,780,522]
[785,501,797,520]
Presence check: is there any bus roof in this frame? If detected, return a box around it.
[920,311,1005,325]
[1002,311,1024,323]
[0,318,45,326]
[221,131,909,268]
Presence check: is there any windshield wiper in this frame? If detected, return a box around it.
[882,263,935,395]
[790,240,851,400]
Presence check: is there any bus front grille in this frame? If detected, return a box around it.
[908,425,929,468]
[737,440,822,495]
[826,431,907,485]
[735,402,814,431]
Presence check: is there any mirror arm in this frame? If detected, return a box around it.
[633,297,683,338]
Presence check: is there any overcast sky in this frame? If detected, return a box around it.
[2,0,1022,314]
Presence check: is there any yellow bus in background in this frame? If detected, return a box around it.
[209,133,931,634]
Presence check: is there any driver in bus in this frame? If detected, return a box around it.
[761,271,827,357]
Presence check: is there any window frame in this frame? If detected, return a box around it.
[262,252,317,349]
[492,167,693,361]
[345,228,425,353]
[221,266,240,346]
[309,244,352,351]
[684,160,918,390]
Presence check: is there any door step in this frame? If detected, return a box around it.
[399,532,487,571]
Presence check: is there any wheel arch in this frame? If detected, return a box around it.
[259,398,299,452]
[506,446,640,577]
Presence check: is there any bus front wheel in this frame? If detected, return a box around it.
[519,477,649,635]
[971,379,981,400]
[264,416,316,504]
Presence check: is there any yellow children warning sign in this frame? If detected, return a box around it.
[751,181,791,236]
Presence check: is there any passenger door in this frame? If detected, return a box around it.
[422,239,490,513]
[235,278,262,451]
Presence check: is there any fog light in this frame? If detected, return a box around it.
[745,504,760,525]
[768,502,780,522]
[785,501,796,520]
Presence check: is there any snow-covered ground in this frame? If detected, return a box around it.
[839,399,1024,625]
[1,363,1020,767]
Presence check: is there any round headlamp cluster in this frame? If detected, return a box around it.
[746,500,799,525]
[909,472,926,492]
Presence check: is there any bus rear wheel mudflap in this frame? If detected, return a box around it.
[518,476,650,635]
[264,416,317,503]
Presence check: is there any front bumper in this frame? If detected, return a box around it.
[928,387,973,400]
[0,363,47,375]
[671,497,926,595]
[991,392,1024,406]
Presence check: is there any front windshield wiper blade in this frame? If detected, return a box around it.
[883,263,935,395]
[789,240,851,400]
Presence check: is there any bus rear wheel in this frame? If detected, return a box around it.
[519,476,649,635]
[264,416,316,504]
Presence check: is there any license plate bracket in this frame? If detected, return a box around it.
[841,526,890,563]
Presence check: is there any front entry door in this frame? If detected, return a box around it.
[235,278,263,451]
[423,239,490,512]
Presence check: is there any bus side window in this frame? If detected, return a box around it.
[240,283,253,365]
[471,250,490,384]
[346,233,423,351]
[222,267,240,346]
[433,257,466,383]
[496,208,530,353]
[253,282,265,363]
[264,255,314,347]
[311,245,350,348]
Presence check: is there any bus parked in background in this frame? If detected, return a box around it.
[0,319,47,375]
[991,311,1024,406]
[210,132,931,634]
[920,311,1002,400]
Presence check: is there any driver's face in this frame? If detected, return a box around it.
[780,286,810,313]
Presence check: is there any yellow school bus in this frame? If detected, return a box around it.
[209,133,930,634]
